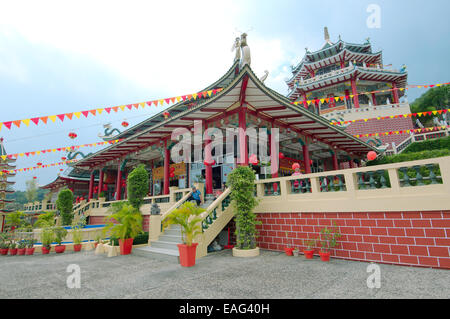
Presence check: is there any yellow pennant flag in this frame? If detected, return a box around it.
[192,93,198,100]
[22,119,31,127]
[207,90,213,97]
[119,105,125,111]
[1,155,7,161]
[97,108,104,115]
[49,115,57,122]
[176,96,181,102]
[418,112,423,117]
[139,102,145,108]
[74,112,81,119]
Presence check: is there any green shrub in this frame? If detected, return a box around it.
[127,164,149,209]
[366,149,450,166]
[403,136,450,154]
[53,226,68,245]
[103,203,143,240]
[40,227,54,248]
[56,188,74,226]
[34,211,56,228]
[110,232,149,246]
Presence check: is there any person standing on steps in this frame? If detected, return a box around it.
[188,186,202,206]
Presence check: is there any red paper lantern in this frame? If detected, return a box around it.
[249,154,258,165]
[122,121,129,128]
[33,176,37,179]
[61,157,67,161]
[367,151,377,161]
[169,172,175,178]
[279,152,285,159]
[163,111,170,119]
[292,163,300,170]
[170,166,175,172]
[68,132,77,139]
[37,162,42,166]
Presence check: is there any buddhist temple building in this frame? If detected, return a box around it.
[0,138,16,232]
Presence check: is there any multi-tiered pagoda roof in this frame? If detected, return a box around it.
[0,138,15,214]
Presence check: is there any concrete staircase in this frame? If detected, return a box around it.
[134,224,183,260]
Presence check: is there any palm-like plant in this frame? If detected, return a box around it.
[162,202,205,246]
[103,203,143,240]
[72,225,83,245]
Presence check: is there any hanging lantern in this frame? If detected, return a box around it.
[59,169,63,172]
[169,172,175,178]
[68,132,77,139]
[249,154,258,165]
[61,157,67,161]
[37,162,42,166]
[33,176,37,179]
[170,166,175,173]
[163,111,170,119]
[122,121,129,128]
[279,152,285,159]
[367,151,377,161]
[292,163,300,170]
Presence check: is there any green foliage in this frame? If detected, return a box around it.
[25,179,39,203]
[366,149,450,166]
[319,222,341,253]
[34,211,56,228]
[40,227,54,248]
[163,202,205,246]
[127,164,149,209]
[56,188,74,226]
[6,188,49,211]
[0,233,11,249]
[411,86,449,113]
[71,225,83,245]
[227,166,260,250]
[403,136,450,154]
[5,211,26,229]
[304,238,317,250]
[110,232,149,246]
[103,203,143,240]
[53,226,68,245]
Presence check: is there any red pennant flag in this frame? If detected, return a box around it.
[3,121,12,129]
[25,152,30,157]
[126,104,132,110]
[57,114,65,122]
[105,107,112,113]
[81,111,89,118]
[31,118,40,125]
[182,95,187,101]
[164,98,170,104]
[145,102,152,107]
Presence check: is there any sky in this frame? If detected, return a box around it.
[0,0,449,191]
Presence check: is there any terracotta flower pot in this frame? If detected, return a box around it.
[0,248,8,255]
[55,245,66,253]
[284,247,294,256]
[41,246,51,254]
[9,248,18,256]
[25,248,35,255]
[118,238,134,255]
[73,244,82,252]
[177,243,198,267]
[303,250,315,259]
[319,251,331,262]
[17,248,26,255]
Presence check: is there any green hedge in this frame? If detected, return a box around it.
[366,149,450,166]
[403,136,450,153]
[109,232,149,246]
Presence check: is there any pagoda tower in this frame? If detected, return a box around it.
[0,138,16,232]
[286,27,413,155]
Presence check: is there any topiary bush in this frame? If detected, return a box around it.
[127,164,149,209]
[56,188,74,226]
[227,165,260,250]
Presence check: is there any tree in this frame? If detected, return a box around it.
[56,188,74,226]
[25,179,39,203]
[127,164,149,209]
[411,86,450,126]
[227,166,260,250]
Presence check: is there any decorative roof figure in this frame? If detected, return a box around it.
[239,33,251,68]
[231,37,241,63]
[259,70,269,83]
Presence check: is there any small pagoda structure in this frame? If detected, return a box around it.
[286,27,413,154]
[0,138,16,232]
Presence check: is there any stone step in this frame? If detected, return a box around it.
[133,246,179,261]
[151,240,181,250]
[164,228,182,236]
[159,234,183,243]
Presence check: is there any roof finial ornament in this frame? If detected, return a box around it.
[259,70,269,83]
[231,37,241,62]
[239,33,251,68]
[324,26,330,43]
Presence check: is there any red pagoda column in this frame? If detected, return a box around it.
[302,92,308,108]
[164,140,170,195]
[392,82,399,104]
[115,163,122,200]
[88,170,95,201]
[238,107,248,166]
[303,144,311,174]
[351,78,360,108]
[332,153,339,171]
[371,93,377,106]
[98,169,104,197]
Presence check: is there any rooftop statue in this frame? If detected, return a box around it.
[239,33,251,68]
[231,37,241,62]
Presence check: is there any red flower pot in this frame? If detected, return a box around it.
[55,245,66,253]
[25,248,35,255]
[319,251,331,262]
[9,248,18,256]
[303,250,315,259]
[73,244,82,252]
[41,246,51,254]
[119,238,134,255]
[284,247,294,256]
[177,243,198,267]
[94,242,98,248]
[17,248,26,255]
[0,248,8,255]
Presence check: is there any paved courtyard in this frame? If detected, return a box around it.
[0,249,448,299]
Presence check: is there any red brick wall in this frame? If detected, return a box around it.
[89,215,150,232]
[256,211,450,269]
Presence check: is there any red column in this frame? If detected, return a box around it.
[371,93,377,106]
[340,61,345,69]
[350,160,356,168]
[332,153,339,171]
[98,169,104,197]
[303,145,311,174]
[115,163,122,200]
[323,160,327,172]
[238,107,248,166]
[164,140,170,195]
[392,82,399,104]
[351,78,359,108]
[302,92,308,108]
[204,133,213,195]
[88,171,95,201]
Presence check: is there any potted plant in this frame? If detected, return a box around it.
[293,247,299,257]
[72,225,83,252]
[284,231,294,256]
[227,166,261,257]
[104,202,143,255]
[9,240,17,256]
[319,222,341,262]
[25,238,36,255]
[303,238,316,259]
[0,234,9,255]
[162,201,205,267]
[17,240,27,255]
[40,227,54,254]
[53,226,68,253]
